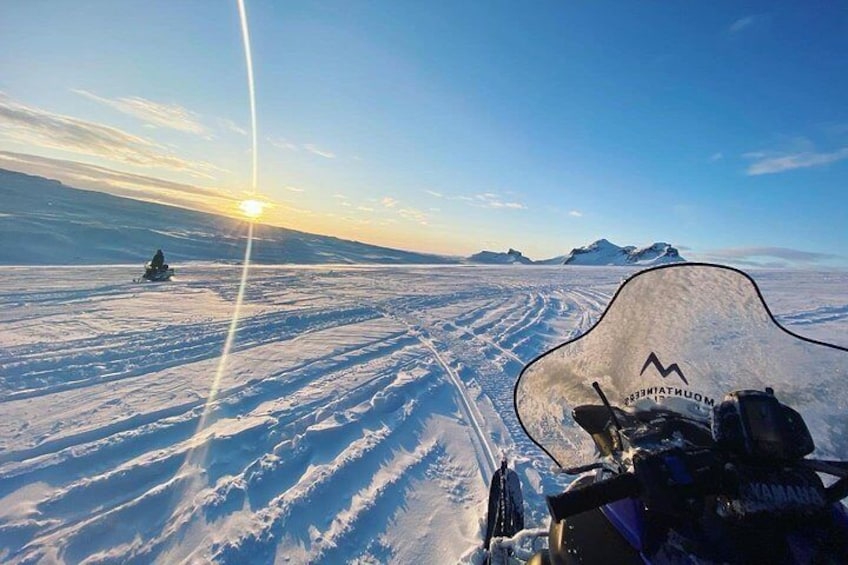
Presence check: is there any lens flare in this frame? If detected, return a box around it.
[239,198,265,219]
[238,0,258,192]
[181,0,260,471]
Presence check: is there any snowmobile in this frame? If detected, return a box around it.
[137,261,174,282]
[485,263,848,564]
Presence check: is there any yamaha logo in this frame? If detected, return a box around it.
[640,352,689,385]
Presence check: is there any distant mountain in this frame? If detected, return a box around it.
[538,239,684,266]
[0,169,457,265]
[467,248,534,265]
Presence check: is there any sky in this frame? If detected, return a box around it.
[1,1,847,267]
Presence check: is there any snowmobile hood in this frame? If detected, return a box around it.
[515,263,848,469]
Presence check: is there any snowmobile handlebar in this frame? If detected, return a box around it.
[546,472,641,522]
[546,450,848,524]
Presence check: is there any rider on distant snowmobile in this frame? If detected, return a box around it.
[150,249,166,271]
[138,249,173,282]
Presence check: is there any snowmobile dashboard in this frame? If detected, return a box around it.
[552,390,845,526]
[712,389,815,462]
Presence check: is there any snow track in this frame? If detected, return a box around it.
[0,265,845,563]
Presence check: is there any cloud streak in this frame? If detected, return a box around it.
[269,137,338,159]
[473,193,526,210]
[304,144,336,159]
[73,89,207,134]
[0,93,223,177]
[696,246,841,267]
[0,150,238,211]
[218,118,248,136]
[268,136,298,151]
[729,16,757,33]
[744,147,848,175]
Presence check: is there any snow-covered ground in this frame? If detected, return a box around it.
[0,265,846,564]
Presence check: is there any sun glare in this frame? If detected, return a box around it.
[239,198,264,219]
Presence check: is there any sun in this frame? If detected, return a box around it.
[239,198,265,219]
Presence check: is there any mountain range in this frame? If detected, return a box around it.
[0,168,685,266]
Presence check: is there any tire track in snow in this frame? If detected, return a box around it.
[0,329,419,487]
[376,306,498,482]
[0,266,651,563]
[0,305,381,401]
[154,372,447,565]
[417,333,497,478]
[2,344,436,563]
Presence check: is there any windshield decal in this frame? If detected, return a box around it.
[640,352,688,385]
[622,386,716,408]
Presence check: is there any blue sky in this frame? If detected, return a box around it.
[1,1,846,267]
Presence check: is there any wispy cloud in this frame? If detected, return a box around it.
[346,195,430,226]
[268,136,298,151]
[304,143,336,159]
[744,147,848,175]
[709,152,724,162]
[729,15,757,33]
[0,93,223,177]
[285,185,304,193]
[568,210,583,217]
[0,150,238,212]
[430,190,526,210]
[399,207,429,225]
[473,193,527,210]
[695,246,841,267]
[72,89,206,134]
[268,137,339,160]
[218,118,247,136]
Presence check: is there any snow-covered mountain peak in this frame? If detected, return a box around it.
[558,239,684,266]
[467,248,533,265]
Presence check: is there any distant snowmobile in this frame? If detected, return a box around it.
[138,263,174,282]
[136,249,174,282]
[480,263,848,564]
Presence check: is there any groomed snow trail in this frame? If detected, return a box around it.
[0,265,845,564]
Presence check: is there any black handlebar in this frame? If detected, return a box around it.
[547,451,848,525]
[546,473,641,522]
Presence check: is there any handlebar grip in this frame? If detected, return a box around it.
[546,473,640,521]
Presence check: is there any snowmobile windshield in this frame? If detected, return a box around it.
[515,263,848,469]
